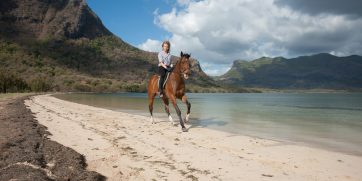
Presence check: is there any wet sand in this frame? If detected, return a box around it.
[24,94,362,181]
[0,94,104,181]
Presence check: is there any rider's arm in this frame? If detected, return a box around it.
[158,52,168,69]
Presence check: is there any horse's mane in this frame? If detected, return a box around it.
[175,52,191,65]
[181,53,191,58]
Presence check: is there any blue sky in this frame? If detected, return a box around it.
[87,0,362,76]
[87,0,172,46]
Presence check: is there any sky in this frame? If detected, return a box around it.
[87,0,362,76]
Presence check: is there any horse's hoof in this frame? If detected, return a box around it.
[182,127,188,132]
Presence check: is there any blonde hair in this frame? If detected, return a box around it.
[162,40,171,53]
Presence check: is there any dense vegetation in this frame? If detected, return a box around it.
[0,37,152,93]
[0,37,240,93]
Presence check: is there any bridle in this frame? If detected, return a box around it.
[172,57,190,79]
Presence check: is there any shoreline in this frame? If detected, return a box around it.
[23,94,362,180]
[54,92,362,157]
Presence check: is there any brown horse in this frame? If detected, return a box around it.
[147,52,191,132]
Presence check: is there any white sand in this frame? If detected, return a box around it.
[24,94,362,181]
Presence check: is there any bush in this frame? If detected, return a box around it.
[0,70,30,93]
[29,76,52,92]
[63,79,75,86]
[73,83,92,92]
[94,84,109,92]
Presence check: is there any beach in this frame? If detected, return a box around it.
[0,94,104,181]
[20,94,362,180]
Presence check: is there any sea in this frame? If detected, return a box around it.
[54,92,362,156]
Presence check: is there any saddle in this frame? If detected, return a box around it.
[157,65,174,89]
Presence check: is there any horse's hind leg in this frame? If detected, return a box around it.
[182,95,191,123]
[148,93,156,124]
[162,97,174,126]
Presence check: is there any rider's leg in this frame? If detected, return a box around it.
[158,66,166,96]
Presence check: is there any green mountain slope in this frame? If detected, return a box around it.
[218,53,362,90]
[0,0,225,93]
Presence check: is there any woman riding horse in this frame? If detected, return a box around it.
[157,40,172,98]
[148,45,192,132]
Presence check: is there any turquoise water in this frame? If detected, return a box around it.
[54,93,362,155]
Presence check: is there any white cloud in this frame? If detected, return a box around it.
[177,0,192,6]
[137,39,161,52]
[201,63,231,76]
[139,0,362,75]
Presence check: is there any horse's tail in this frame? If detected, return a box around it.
[147,74,158,121]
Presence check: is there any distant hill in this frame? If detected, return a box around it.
[218,53,362,90]
[0,0,227,93]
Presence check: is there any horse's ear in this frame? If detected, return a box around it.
[180,51,183,57]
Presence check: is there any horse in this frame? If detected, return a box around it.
[147,51,191,132]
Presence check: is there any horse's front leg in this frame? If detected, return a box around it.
[162,97,175,126]
[182,95,191,123]
[170,96,187,132]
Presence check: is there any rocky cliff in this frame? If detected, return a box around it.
[0,0,111,39]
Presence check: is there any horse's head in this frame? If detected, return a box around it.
[180,51,191,79]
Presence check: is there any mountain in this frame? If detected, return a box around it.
[0,0,111,40]
[218,53,362,90]
[0,0,226,93]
